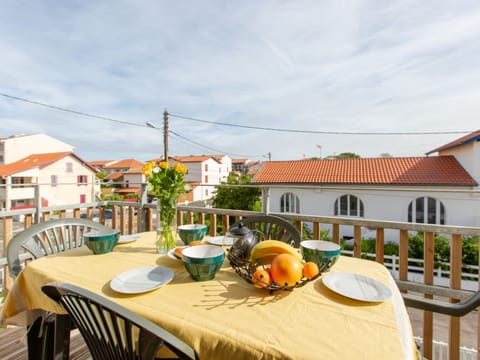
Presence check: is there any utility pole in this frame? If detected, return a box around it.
[163,110,169,161]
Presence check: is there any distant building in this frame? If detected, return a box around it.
[147,155,232,202]
[252,130,480,241]
[232,158,250,174]
[0,152,99,210]
[87,159,145,200]
[0,133,74,164]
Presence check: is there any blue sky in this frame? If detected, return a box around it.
[1,1,480,162]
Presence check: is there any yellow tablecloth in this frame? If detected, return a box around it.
[2,232,416,360]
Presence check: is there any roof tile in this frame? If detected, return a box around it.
[252,156,477,186]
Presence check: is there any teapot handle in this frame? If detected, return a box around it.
[251,229,266,241]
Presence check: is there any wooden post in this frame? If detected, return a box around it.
[313,222,320,240]
[353,225,362,258]
[2,216,13,293]
[423,231,435,360]
[376,228,384,264]
[449,233,462,360]
[332,224,340,244]
[210,214,217,236]
[398,230,408,282]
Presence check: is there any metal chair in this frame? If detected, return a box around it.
[6,218,111,360]
[42,283,198,360]
[230,214,302,247]
[7,217,110,278]
[396,280,480,317]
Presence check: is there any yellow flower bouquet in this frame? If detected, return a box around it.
[142,161,189,253]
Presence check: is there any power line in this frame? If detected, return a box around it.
[0,92,145,128]
[1,92,264,158]
[169,130,263,158]
[169,112,472,136]
[2,92,473,135]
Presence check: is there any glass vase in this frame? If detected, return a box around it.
[155,203,178,254]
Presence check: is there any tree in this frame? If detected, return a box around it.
[96,172,107,181]
[212,173,261,211]
[334,152,360,159]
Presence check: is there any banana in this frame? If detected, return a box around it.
[250,240,302,266]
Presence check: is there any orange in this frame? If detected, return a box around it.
[252,269,272,288]
[303,262,320,280]
[270,253,303,287]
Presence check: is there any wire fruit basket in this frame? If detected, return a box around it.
[227,249,331,293]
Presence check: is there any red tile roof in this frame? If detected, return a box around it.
[106,172,123,181]
[0,152,97,176]
[103,159,144,169]
[252,156,477,186]
[426,130,480,154]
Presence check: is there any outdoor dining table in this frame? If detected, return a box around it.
[2,231,417,359]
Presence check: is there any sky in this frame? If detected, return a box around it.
[1,0,480,163]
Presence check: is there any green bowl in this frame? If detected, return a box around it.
[84,230,120,254]
[178,224,207,245]
[300,240,341,271]
[182,245,225,281]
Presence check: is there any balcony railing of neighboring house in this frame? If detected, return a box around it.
[0,183,479,360]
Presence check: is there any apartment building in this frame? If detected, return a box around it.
[0,134,99,210]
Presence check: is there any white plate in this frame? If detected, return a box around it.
[110,266,174,294]
[168,246,187,261]
[207,236,235,246]
[117,234,140,244]
[322,272,392,302]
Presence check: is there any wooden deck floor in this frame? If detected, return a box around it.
[0,326,92,360]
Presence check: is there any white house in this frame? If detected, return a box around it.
[252,130,480,242]
[0,152,100,210]
[170,155,232,202]
[0,133,74,164]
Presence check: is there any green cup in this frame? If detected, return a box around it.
[300,240,341,271]
[182,245,225,281]
[178,224,207,245]
[84,230,120,254]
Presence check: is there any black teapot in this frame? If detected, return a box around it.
[227,222,263,263]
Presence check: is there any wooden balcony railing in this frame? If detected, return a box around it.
[1,201,479,360]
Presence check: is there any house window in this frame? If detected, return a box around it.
[66,162,73,172]
[280,192,300,213]
[205,175,208,183]
[334,194,364,217]
[205,163,208,171]
[408,197,445,224]
[51,175,58,186]
[80,194,86,203]
[77,175,88,186]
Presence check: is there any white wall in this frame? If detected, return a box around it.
[38,156,99,205]
[268,185,480,241]
[184,162,202,183]
[2,134,74,163]
[217,155,232,181]
[123,173,144,187]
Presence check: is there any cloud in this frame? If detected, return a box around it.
[1,1,480,161]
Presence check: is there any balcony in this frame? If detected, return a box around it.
[0,197,479,360]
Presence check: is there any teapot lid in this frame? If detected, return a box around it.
[228,222,251,236]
